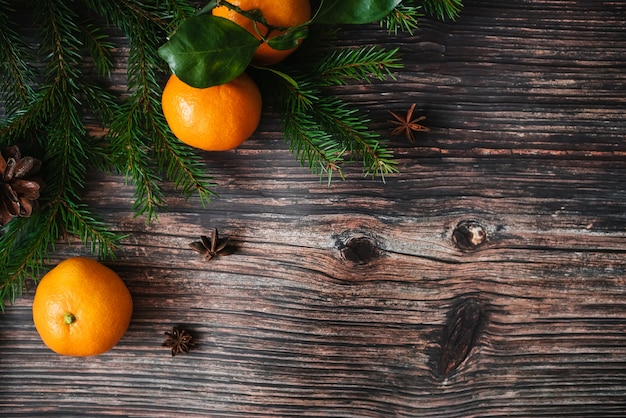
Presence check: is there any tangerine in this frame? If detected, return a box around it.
[213,0,311,66]
[161,72,262,151]
[32,257,133,356]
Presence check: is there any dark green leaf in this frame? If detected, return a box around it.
[266,26,309,51]
[314,0,402,24]
[158,15,260,88]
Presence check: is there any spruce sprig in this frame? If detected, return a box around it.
[382,0,461,34]
[283,108,345,182]
[418,0,463,21]
[86,0,214,222]
[313,96,397,181]
[0,0,213,309]
[0,1,34,114]
[0,0,464,309]
[260,38,402,182]
[381,4,423,35]
[312,46,402,86]
[0,0,122,309]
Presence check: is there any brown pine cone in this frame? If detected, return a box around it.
[0,145,45,227]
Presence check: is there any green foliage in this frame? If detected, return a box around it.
[312,46,403,85]
[254,35,402,182]
[0,1,35,114]
[158,15,260,88]
[380,4,424,35]
[266,26,310,51]
[418,0,463,20]
[0,0,464,310]
[0,0,214,310]
[314,0,403,24]
[160,0,411,88]
[157,0,448,182]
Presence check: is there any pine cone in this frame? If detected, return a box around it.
[0,145,45,227]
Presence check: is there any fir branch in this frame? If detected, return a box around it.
[262,66,398,183]
[312,96,398,180]
[108,101,166,222]
[260,71,345,182]
[311,45,402,85]
[265,39,401,182]
[283,108,347,183]
[381,0,462,34]
[59,201,123,259]
[0,0,124,309]
[0,213,58,311]
[86,0,213,222]
[416,0,463,21]
[78,21,115,76]
[380,4,423,35]
[32,0,93,204]
[137,24,215,208]
[107,42,169,221]
[0,1,35,115]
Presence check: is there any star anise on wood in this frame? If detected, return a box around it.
[0,145,45,227]
[163,327,193,357]
[189,228,236,262]
[389,103,430,142]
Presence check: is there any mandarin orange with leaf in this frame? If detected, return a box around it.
[32,257,133,356]
[213,0,311,66]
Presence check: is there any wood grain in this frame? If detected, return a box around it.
[2,1,626,416]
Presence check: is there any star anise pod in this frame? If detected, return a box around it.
[163,327,194,357]
[0,145,45,227]
[389,103,430,142]
[189,228,236,262]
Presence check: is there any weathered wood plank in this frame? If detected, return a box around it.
[1,0,626,416]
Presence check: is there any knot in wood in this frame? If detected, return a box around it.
[438,298,482,377]
[336,234,381,265]
[452,220,487,251]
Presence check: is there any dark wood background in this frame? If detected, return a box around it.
[2,0,626,416]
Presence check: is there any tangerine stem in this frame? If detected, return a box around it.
[63,312,76,325]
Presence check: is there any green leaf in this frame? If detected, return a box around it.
[266,26,309,51]
[314,0,402,24]
[158,15,260,88]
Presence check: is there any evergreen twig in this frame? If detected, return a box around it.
[86,0,214,222]
[0,0,463,309]
[0,0,123,310]
[259,33,401,182]
[312,46,402,86]
[418,0,463,21]
[0,0,214,309]
[381,4,423,35]
[0,1,34,114]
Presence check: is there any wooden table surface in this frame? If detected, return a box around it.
[2,1,626,416]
